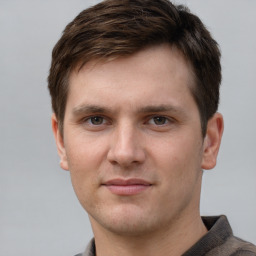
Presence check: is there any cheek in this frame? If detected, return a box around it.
[64,135,107,199]
[150,134,203,180]
[65,132,107,169]
[152,137,203,210]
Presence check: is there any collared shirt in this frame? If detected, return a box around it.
[75,215,256,256]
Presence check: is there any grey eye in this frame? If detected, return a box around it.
[90,116,104,125]
[153,116,167,125]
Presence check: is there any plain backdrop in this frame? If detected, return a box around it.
[1,0,255,255]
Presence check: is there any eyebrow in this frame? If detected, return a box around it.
[72,104,112,116]
[139,105,185,114]
[72,104,187,117]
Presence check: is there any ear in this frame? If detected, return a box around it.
[51,114,69,171]
[201,113,224,170]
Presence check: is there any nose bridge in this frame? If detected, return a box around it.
[107,119,145,166]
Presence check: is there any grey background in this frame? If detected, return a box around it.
[0,0,255,255]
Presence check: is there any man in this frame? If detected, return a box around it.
[48,0,256,255]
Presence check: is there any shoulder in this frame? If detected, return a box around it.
[197,216,256,256]
[227,236,256,256]
[208,234,256,256]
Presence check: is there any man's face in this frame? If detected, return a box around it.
[53,45,218,236]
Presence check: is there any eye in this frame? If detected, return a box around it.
[153,116,167,125]
[80,115,110,131]
[149,116,168,125]
[87,116,105,125]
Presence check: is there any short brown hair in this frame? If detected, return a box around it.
[48,0,221,136]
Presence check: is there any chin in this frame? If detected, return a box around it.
[89,203,160,236]
[101,219,155,237]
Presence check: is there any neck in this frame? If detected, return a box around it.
[91,212,207,256]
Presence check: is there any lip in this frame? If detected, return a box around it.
[102,178,152,196]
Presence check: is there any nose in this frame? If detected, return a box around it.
[107,122,146,167]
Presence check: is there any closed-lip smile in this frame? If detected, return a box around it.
[102,178,152,195]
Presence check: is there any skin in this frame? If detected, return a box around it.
[52,44,224,256]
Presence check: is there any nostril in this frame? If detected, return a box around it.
[107,147,146,168]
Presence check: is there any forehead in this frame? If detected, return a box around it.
[67,44,196,113]
[71,44,194,86]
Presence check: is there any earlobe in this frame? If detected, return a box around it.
[201,113,224,170]
[51,114,69,171]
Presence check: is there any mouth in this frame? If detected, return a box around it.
[102,178,152,196]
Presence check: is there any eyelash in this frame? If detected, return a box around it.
[83,116,108,126]
[147,116,170,126]
[82,115,173,127]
